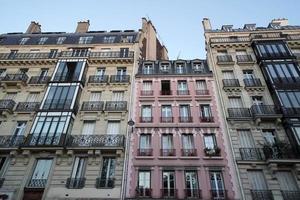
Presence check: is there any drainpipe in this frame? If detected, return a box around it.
[207,42,245,200]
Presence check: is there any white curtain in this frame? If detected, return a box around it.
[247,171,268,190]
[238,130,255,148]
[112,92,124,101]
[32,159,53,180]
[263,131,276,145]
[142,81,152,91]
[4,93,17,100]
[182,135,194,149]
[204,135,215,149]
[90,92,101,101]
[140,135,151,149]
[71,157,86,178]
[228,97,243,108]
[201,105,211,117]
[276,171,298,190]
[222,71,235,79]
[142,106,151,117]
[27,92,39,102]
[180,105,190,117]
[162,135,173,149]
[177,81,187,90]
[82,121,95,135]
[162,106,172,117]
[107,121,120,135]
[139,171,150,188]
[196,80,207,90]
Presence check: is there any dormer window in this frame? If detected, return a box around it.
[160,63,170,73]
[193,63,205,72]
[103,36,116,43]
[143,64,153,74]
[125,35,134,43]
[78,36,93,44]
[222,25,233,32]
[19,37,29,45]
[38,37,48,45]
[57,37,66,44]
[176,63,185,74]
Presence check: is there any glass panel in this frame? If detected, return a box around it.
[247,171,268,190]
[162,135,173,149]
[31,159,53,180]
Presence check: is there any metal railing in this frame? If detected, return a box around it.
[0,99,15,111]
[27,179,47,188]
[66,178,86,189]
[251,105,281,116]
[177,90,190,95]
[137,148,153,156]
[0,52,56,60]
[160,149,176,156]
[244,78,263,87]
[110,75,130,83]
[140,117,153,123]
[181,149,197,156]
[239,148,263,160]
[160,90,172,95]
[200,116,214,122]
[211,189,227,200]
[160,117,173,123]
[95,177,115,188]
[161,188,177,198]
[60,50,89,58]
[204,147,221,156]
[263,146,298,160]
[28,76,51,84]
[105,101,127,111]
[251,190,274,200]
[15,102,40,112]
[236,55,254,63]
[89,51,134,58]
[81,101,104,111]
[24,134,66,147]
[140,90,153,96]
[136,187,152,197]
[281,190,300,200]
[179,116,193,123]
[222,79,240,87]
[228,108,252,118]
[0,135,25,147]
[67,134,125,148]
[210,36,250,44]
[184,189,201,199]
[88,75,109,83]
[217,55,233,63]
[2,73,28,82]
[196,89,209,95]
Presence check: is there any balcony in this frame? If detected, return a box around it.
[0,99,15,115]
[236,55,255,64]
[179,116,193,123]
[243,78,263,87]
[140,90,153,96]
[105,101,127,111]
[239,148,263,161]
[181,149,197,156]
[204,147,221,157]
[110,75,130,83]
[66,178,86,189]
[135,187,152,198]
[51,73,83,83]
[24,179,47,200]
[67,135,125,148]
[200,116,214,123]
[0,52,57,62]
[251,190,273,200]
[89,51,134,59]
[196,89,209,95]
[140,117,153,123]
[184,189,201,199]
[227,108,252,120]
[27,179,47,188]
[0,135,25,148]
[15,102,40,112]
[95,178,114,188]
[222,79,241,92]
[177,90,190,95]
[282,107,300,118]
[160,90,172,95]
[88,75,109,84]
[60,50,89,58]
[161,189,177,198]
[137,148,153,156]
[211,189,227,200]
[1,73,28,88]
[81,101,104,111]
[216,55,234,65]
[24,134,66,147]
[28,76,51,85]
[251,105,282,123]
[281,190,300,200]
[161,117,173,123]
[160,149,176,156]
[263,146,299,160]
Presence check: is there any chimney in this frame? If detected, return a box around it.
[26,21,41,34]
[75,20,90,33]
[202,18,212,31]
[271,18,289,26]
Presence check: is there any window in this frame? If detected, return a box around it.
[82,121,95,135]
[26,92,39,102]
[179,105,191,122]
[100,158,116,187]
[112,91,124,101]
[143,64,153,74]
[29,159,53,188]
[193,62,205,72]
[38,37,48,45]
[276,171,299,191]
[54,61,84,81]
[279,91,300,108]
[248,170,268,190]
[176,63,185,74]
[4,92,17,100]
[107,121,120,135]
[68,157,86,188]
[210,171,225,199]
[78,36,93,44]
[177,81,188,95]
[160,63,170,73]
[140,134,151,150]
[89,92,101,101]
[0,69,6,78]
[138,171,151,196]
[266,63,300,83]
[243,70,255,79]
[182,134,194,150]
[142,81,152,92]
[293,127,300,144]
[162,134,174,156]
[0,157,8,177]
[204,134,217,149]
[103,36,115,43]
[19,37,29,45]
[238,130,255,148]
[96,68,105,76]
[222,71,235,79]
[13,121,27,136]
[228,97,243,108]
[40,68,48,78]
[257,42,290,57]
[161,80,171,95]
[162,171,176,197]
[262,130,277,145]
[43,86,77,110]
[56,37,66,44]
[161,105,172,122]
[141,105,152,122]
[200,105,213,121]
[185,171,199,198]
[125,35,134,43]
[116,67,127,76]
[196,80,207,90]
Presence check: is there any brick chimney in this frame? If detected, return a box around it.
[26,21,41,34]
[75,20,90,33]
[271,18,289,26]
[202,18,212,31]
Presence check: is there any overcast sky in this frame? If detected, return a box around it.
[0,0,299,59]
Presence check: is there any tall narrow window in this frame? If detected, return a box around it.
[210,171,225,199]
[40,68,48,78]
[137,171,151,197]
[38,37,48,45]
[196,80,208,95]
[81,121,95,135]
[142,81,153,96]
[139,134,151,156]
[28,159,53,188]
[141,105,152,122]
[248,170,270,200]
[179,105,192,122]
[54,61,84,82]
[222,71,235,79]
[162,171,176,197]
[161,105,173,123]
[13,121,27,136]
[200,105,213,122]
[177,81,188,95]
[185,171,199,198]
[19,37,29,45]
[161,134,174,156]
[204,134,217,149]
[56,37,66,44]
[43,86,77,110]
[176,63,185,74]
[143,64,153,74]
[161,80,171,95]
[182,134,196,156]
[67,157,86,188]
[228,97,243,108]
[107,121,120,135]
[262,130,277,145]
[99,158,116,188]
[238,130,260,160]
[276,171,299,192]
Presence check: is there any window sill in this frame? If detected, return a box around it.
[158,156,178,160]
[179,156,200,160]
[203,156,223,160]
[135,156,155,160]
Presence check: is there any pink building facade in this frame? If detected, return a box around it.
[126,59,239,200]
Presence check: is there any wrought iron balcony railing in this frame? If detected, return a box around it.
[0,99,15,112]
[228,108,252,118]
[196,89,209,95]
[160,90,172,95]
[81,101,104,111]
[211,189,227,200]
[160,149,176,156]
[160,117,173,123]
[60,50,89,58]
[140,90,153,96]
[89,51,134,58]
[177,90,190,95]
[67,134,125,148]
[137,148,153,156]
[239,148,263,160]
[0,135,25,147]
[2,73,28,82]
[140,117,153,123]
[244,78,263,87]
[263,146,299,160]
[15,102,40,112]
[24,134,66,147]
[204,147,221,157]
[27,179,47,188]
[184,189,201,199]
[110,75,130,83]
[161,188,177,198]
[281,190,300,200]
[95,178,115,188]
[251,190,274,200]
[66,178,86,189]
[88,75,109,83]
[179,116,193,123]
[251,105,281,117]
[105,101,127,111]
[200,116,214,122]
[236,55,254,63]
[0,52,56,60]
[136,187,152,198]
[222,79,240,87]
[181,149,197,156]
[28,76,51,84]
[217,55,233,63]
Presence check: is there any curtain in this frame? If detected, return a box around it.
[247,171,268,190]
[142,106,151,117]
[204,135,215,149]
[162,135,173,149]
[238,130,255,148]
[139,171,150,188]
[143,81,152,91]
[14,122,27,136]
[107,121,120,135]
[82,121,95,135]
[222,71,235,79]
[89,92,101,101]
[162,106,172,117]
[32,159,53,180]
[71,157,86,178]
[182,135,194,149]
[177,81,187,90]
[180,105,190,117]
[201,105,211,117]
[112,92,124,101]
[27,92,39,102]
[228,97,243,108]
[276,171,298,191]
[140,135,150,149]
[196,80,207,90]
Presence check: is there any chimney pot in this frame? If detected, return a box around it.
[26,21,41,34]
[75,20,90,33]
[202,18,212,31]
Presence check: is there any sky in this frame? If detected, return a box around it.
[0,0,299,59]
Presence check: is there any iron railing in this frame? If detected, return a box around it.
[251,105,281,116]
[160,117,173,123]
[160,90,172,95]
[0,52,56,60]
[67,134,125,148]
[184,189,201,199]
[217,55,233,63]
[228,108,252,118]
[0,135,25,147]
[95,178,115,188]
[161,188,177,198]
[105,101,127,111]
[2,73,28,82]
[27,179,47,188]
[236,55,254,63]
[177,90,190,95]
[137,148,153,156]
[211,189,227,200]
[222,79,240,87]
[204,147,221,157]
[196,89,209,95]
[140,90,153,96]
[200,116,214,122]
[281,190,300,200]
[239,148,263,160]
[179,116,193,123]
[81,101,104,111]
[135,187,152,197]
[160,149,176,156]
[15,102,40,112]
[263,146,298,160]
[181,149,197,156]
[140,117,153,123]
[28,76,51,84]
[60,50,89,58]
[66,178,86,189]
[24,134,66,147]
[88,75,109,83]
[244,78,263,87]
[110,75,130,83]
[0,100,15,111]
[89,51,134,58]
[251,190,273,200]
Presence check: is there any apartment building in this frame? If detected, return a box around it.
[126,59,240,200]
[0,18,167,200]
[203,18,300,200]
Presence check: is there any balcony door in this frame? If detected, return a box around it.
[162,135,173,150]
[182,134,194,150]
[107,121,120,135]
[138,171,151,196]
[210,171,225,199]
[29,159,53,187]
[248,170,268,191]
[100,158,116,187]
[117,67,127,76]
[276,171,299,191]
[163,171,175,197]
[185,171,199,198]
[141,106,152,122]
[13,121,27,136]
[112,91,124,102]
